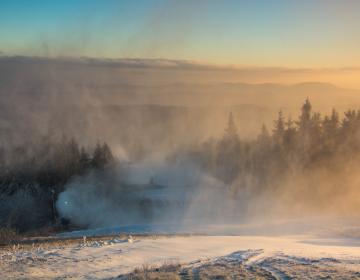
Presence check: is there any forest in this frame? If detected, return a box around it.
[0,138,115,233]
[1,99,360,237]
[189,99,360,217]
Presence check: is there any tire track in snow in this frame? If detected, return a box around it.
[244,251,291,280]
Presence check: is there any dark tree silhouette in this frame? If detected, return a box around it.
[0,136,116,232]
[215,112,241,183]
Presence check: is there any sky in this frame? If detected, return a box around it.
[0,1,360,74]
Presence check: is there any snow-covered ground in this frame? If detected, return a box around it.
[1,234,360,279]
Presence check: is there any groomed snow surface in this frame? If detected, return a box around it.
[1,233,360,279]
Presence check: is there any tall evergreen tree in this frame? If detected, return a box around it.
[224,112,238,140]
[298,98,312,132]
[273,110,285,144]
[91,142,115,169]
[215,112,241,183]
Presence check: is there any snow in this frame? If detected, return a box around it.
[1,234,360,279]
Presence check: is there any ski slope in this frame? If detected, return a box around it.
[1,234,360,279]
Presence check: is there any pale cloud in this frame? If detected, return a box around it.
[1,55,360,89]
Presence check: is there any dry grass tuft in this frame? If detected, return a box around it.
[120,262,181,280]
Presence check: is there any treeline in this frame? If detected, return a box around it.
[191,99,360,206]
[3,99,360,234]
[0,136,115,232]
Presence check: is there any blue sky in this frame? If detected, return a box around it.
[0,0,359,67]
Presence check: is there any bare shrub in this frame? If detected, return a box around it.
[0,227,18,245]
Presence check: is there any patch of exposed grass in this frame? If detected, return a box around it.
[118,262,181,280]
[116,260,276,280]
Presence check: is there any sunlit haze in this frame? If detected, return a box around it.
[2,1,360,279]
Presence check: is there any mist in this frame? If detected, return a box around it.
[3,3,360,279]
[56,160,227,229]
[1,56,360,235]
[2,56,360,148]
